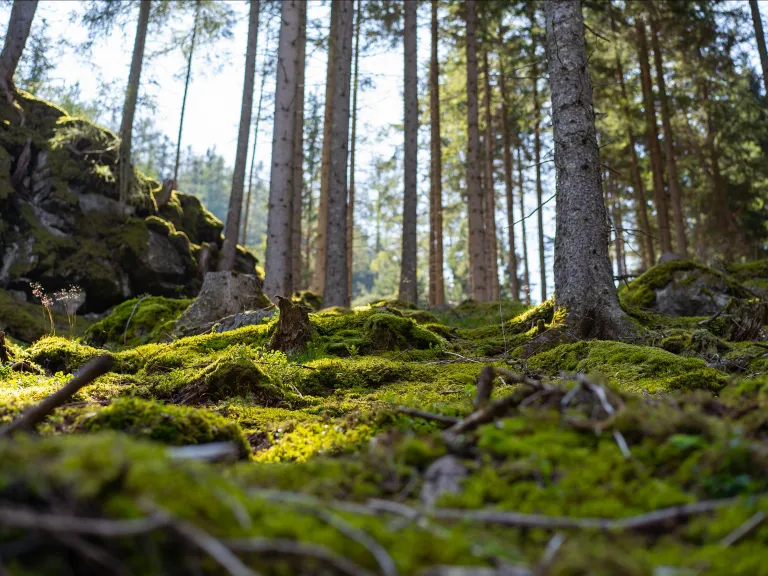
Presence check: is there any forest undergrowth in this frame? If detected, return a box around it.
[0,260,767,575]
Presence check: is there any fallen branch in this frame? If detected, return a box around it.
[0,504,166,536]
[393,407,459,426]
[167,442,242,463]
[720,510,766,548]
[0,354,114,437]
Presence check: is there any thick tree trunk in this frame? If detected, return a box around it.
[311,3,338,295]
[636,16,672,255]
[399,0,418,305]
[465,0,487,302]
[750,0,768,98]
[498,53,520,301]
[220,0,260,270]
[0,0,38,106]
[173,0,201,187]
[608,2,653,269]
[650,13,687,256]
[291,2,307,291]
[118,0,151,209]
[263,0,300,298]
[545,0,637,340]
[347,0,361,304]
[322,0,354,308]
[429,0,445,307]
[482,49,500,301]
[241,23,271,247]
[517,146,531,305]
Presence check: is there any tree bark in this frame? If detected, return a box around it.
[465,0,487,302]
[346,0,361,304]
[241,22,271,247]
[311,3,338,295]
[608,1,654,269]
[517,146,531,305]
[482,49,500,301]
[118,0,151,209]
[0,0,38,106]
[608,176,625,278]
[264,0,300,298]
[303,97,321,283]
[429,0,445,307]
[750,0,768,98]
[530,9,546,303]
[635,15,672,255]
[173,0,201,187]
[220,0,260,270]
[399,0,418,305]
[291,1,307,291]
[322,0,354,308]
[498,51,520,301]
[650,12,687,256]
[545,0,637,340]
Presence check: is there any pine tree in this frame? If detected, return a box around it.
[0,0,38,108]
[347,0,362,303]
[749,0,768,98]
[291,1,308,291]
[429,0,445,307]
[481,49,499,301]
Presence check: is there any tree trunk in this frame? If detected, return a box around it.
[241,22,271,247]
[303,97,321,283]
[264,0,300,298]
[118,0,151,209]
[545,0,637,340]
[322,0,354,308]
[399,0,418,305]
[608,176,625,278]
[608,1,653,269]
[0,0,38,106]
[517,146,531,305]
[173,0,201,187]
[220,0,260,271]
[311,3,338,295]
[465,0,487,302]
[750,0,768,98]
[498,52,520,301]
[482,49,500,301]
[636,15,672,255]
[347,0,361,304]
[429,0,445,307]
[650,12,687,256]
[291,1,307,291]
[530,10,547,303]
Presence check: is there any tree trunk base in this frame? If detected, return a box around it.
[269,296,313,353]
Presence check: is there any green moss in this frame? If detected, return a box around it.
[292,290,323,311]
[0,145,12,200]
[726,260,768,282]
[158,191,223,245]
[363,312,442,352]
[85,296,192,347]
[0,289,91,343]
[527,340,728,393]
[27,336,103,373]
[78,397,248,453]
[144,215,174,236]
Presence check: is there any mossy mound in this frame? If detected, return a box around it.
[527,340,728,393]
[85,295,192,347]
[78,397,249,453]
[26,336,103,373]
[433,298,531,329]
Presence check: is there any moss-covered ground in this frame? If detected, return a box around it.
[2,281,768,574]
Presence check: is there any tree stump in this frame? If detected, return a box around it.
[156,178,174,209]
[269,296,313,353]
[0,331,11,363]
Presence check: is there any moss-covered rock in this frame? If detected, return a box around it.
[27,336,103,373]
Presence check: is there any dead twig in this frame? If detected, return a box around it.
[473,366,495,410]
[0,504,166,536]
[720,510,766,548]
[0,355,114,437]
[393,407,459,426]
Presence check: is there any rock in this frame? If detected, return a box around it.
[214,308,277,333]
[420,455,468,509]
[174,271,269,336]
[268,296,313,353]
[657,252,683,264]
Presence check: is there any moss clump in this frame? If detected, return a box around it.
[158,191,223,245]
[295,356,417,396]
[726,260,768,282]
[363,312,442,352]
[85,296,192,347]
[144,215,174,237]
[402,309,439,324]
[27,337,103,373]
[433,299,532,330]
[527,340,728,393]
[292,290,323,311]
[79,397,249,453]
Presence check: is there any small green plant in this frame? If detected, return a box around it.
[30,282,54,335]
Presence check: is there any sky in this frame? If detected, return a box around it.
[2,0,767,304]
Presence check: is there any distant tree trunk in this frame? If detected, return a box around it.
[311,3,338,295]
[429,0,445,307]
[399,0,418,305]
[608,176,625,278]
[323,0,354,308]
[241,23,271,247]
[264,0,300,298]
[303,97,321,283]
[465,0,487,302]
[118,0,151,209]
[347,0,361,304]
[608,2,654,269]
[750,0,768,98]
[650,13,687,256]
[517,146,531,305]
[636,16,672,255]
[498,53,520,301]
[0,0,38,107]
[220,0,260,271]
[482,49,499,301]
[172,0,201,187]
[530,10,546,302]
[545,0,636,340]
[291,1,307,291]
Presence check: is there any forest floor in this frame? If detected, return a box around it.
[1,260,768,575]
